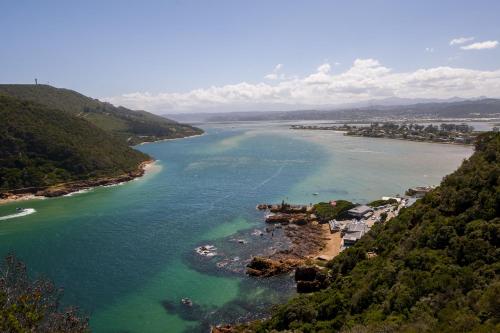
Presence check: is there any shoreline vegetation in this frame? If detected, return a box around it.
[291,122,480,145]
[0,128,203,206]
[0,159,156,205]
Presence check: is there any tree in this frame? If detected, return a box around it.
[0,255,89,332]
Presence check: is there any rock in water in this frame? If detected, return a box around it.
[246,256,300,277]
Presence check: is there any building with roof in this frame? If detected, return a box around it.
[347,205,373,218]
[342,221,368,246]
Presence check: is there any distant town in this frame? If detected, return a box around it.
[291,122,485,145]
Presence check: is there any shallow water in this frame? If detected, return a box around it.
[0,123,472,332]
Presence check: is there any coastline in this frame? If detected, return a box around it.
[312,224,342,260]
[135,132,205,146]
[0,159,155,205]
[290,127,475,146]
[0,131,203,205]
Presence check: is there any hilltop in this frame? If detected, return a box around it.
[0,84,203,145]
[0,94,150,193]
[230,132,500,332]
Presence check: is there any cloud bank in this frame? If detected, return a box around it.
[105,58,500,113]
[449,36,475,45]
[460,40,498,50]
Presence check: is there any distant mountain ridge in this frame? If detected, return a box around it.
[0,84,202,145]
[165,98,500,123]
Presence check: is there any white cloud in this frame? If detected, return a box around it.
[317,63,331,73]
[449,36,474,45]
[425,47,434,53]
[264,63,284,80]
[264,73,278,80]
[460,40,498,50]
[104,58,500,113]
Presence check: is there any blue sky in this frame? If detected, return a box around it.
[1,0,500,113]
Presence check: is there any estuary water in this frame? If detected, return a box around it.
[0,123,472,332]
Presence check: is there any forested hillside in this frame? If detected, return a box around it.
[248,132,500,332]
[0,95,149,190]
[0,84,203,145]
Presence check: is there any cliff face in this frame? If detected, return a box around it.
[247,132,500,332]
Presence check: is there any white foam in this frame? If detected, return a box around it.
[63,189,91,197]
[0,208,36,221]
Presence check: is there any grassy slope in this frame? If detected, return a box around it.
[0,94,150,190]
[0,84,203,145]
[249,132,500,332]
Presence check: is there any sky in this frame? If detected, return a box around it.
[1,0,500,113]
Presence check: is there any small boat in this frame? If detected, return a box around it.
[15,207,25,212]
[313,192,319,196]
[181,298,193,307]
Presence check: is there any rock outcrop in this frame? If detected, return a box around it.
[295,265,328,293]
[246,257,301,277]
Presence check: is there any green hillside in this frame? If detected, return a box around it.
[0,95,150,191]
[249,132,500,332]
[0,84,202,145]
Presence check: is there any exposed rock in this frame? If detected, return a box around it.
[211,325,234,333]
[265,213,290,224]
[265,213,310,225]
[246,257,301,277]
[295,265,328,293]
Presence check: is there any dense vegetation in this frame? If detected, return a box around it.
[0,255,88,332]
[313,200,355,222]
[249,132,500,332]
[0,84,203,145]
[368,198,398,207]
[0,95,149,190]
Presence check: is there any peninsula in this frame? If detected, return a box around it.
[291,122,478,145]
[0,86,202,203]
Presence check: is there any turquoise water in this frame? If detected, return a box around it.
[0,123,472,332]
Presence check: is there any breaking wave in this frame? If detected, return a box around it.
[0,208,36,221]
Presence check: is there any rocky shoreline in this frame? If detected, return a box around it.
[246,203,331,277]
[0,160,155,204]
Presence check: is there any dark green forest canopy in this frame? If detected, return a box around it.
[249,132,500,332]
[0,95,150,190]
[0,84,203,145]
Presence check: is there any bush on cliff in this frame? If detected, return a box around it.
[0,255,88,332]
[313,200,355,222]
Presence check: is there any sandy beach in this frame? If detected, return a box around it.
[312,223,342,261]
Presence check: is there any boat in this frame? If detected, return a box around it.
[15,207,25,212]
[313,192,319,196]
[181,298,193,307]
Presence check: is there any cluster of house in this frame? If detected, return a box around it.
[328,204,378,249]
[329,188,433,249]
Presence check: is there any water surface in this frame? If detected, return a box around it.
[0,123,472,332]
